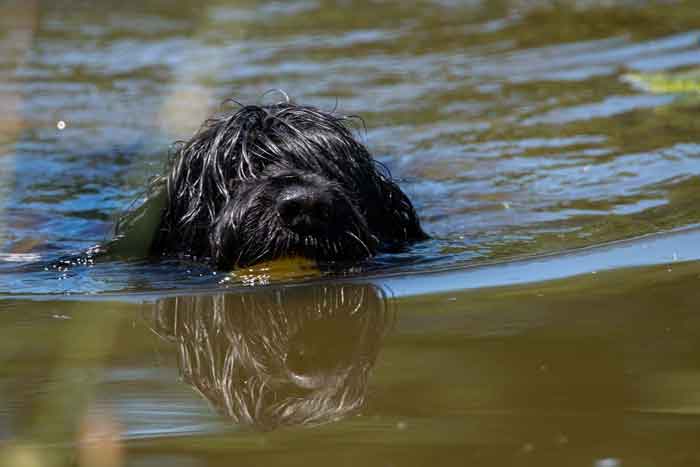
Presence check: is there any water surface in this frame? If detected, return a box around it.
[2,0,700,465]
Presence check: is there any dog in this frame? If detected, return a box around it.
[111,98,427,269]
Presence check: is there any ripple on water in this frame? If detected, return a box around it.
[2,1,700,294]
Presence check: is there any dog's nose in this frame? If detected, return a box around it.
[277,185,333,235]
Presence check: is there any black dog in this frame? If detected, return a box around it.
[112,99,426,269]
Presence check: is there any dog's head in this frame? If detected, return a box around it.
[152,102,426,268]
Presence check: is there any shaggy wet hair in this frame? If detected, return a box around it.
[112,98,426,268]
[149,283,392,429]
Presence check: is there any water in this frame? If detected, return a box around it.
[2,0,700,465]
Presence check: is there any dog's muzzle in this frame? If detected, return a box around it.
[276,183,336,236]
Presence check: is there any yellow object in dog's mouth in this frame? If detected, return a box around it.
[223,256,320,285]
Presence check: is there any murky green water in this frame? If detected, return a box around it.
[3,0,700,465]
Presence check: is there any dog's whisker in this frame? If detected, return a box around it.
[235,248,247,269]
[345,231,372,257]
[246,250,269,266]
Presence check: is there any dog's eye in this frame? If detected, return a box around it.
[315,205,331,222]
[278,198,302,221]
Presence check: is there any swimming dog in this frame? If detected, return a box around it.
[113,99,426,269]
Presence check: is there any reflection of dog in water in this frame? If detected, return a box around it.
[113,98,427,268]
[149,283,393,429]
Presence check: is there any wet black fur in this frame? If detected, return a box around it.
[118,100,426,269]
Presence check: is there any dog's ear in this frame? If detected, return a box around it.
[153,130,234,260]
[209,202,241,269]
[371,174,428,244]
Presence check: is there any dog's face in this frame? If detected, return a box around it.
[153,102,426,268]
[212,169,376,267]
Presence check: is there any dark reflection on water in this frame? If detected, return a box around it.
[3,262,700,465]
[149,283,392,430]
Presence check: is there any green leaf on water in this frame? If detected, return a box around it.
[624,69,700,94]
